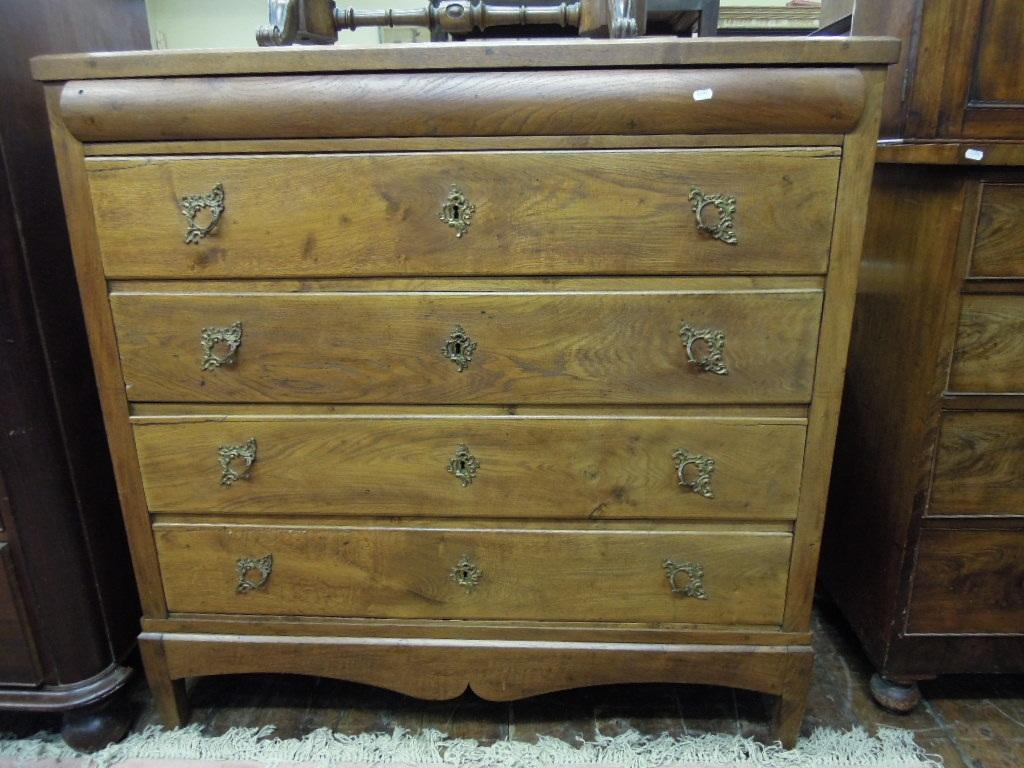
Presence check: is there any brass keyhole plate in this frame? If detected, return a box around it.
[450,554,482,592]
[439,185,475,238]
[447,444,480,487]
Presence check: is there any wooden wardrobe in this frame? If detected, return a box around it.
[824,0,1024,711]
[0,0,149,749]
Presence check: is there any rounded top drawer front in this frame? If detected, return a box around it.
[61,68,866,142]
[88,149,840,279]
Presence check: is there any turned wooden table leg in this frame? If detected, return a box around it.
[140,634,189,728]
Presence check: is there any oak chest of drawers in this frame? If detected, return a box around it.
[34,38,896,745]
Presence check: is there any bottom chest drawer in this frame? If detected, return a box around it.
[908,528,1024,634]
[154,523,792,626]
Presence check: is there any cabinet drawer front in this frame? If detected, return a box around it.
[949,295,1024,393]
[134,416,806,520]
[155,524,792,625]
[908,528,1024,634]
[88,149,839,278]
[970,184,1024,278]
[111,287,823,405]
[0,545,41,685]
[931,412,1024,518]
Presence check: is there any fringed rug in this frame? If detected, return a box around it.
[0,726,942,768]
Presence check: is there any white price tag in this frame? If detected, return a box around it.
[964,148,985,162]
[693,88,714,102]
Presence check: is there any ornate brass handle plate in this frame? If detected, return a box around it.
[236,554,273,593]
[441,325,477,372]
[673,448,715,499]
[181,183,226,245]
[679,322,729,375]
[689,187,737,245]
[439,185,475,238]
[447,444,480,487]
[219,438,257,486]
[450,554,482,592]
[201,321,243,370]
[663,559,707,599]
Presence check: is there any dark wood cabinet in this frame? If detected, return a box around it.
[824,0,1024,712]
[0,0,149,750]
[856,0,1024,141]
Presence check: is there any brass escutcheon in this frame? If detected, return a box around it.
[201,321,243,371]
[447,444,480,487]
[439,185,475,237]
[689,187,737,245]
[441,325,477,372]
[219,438,257,486]
[236,554,273,593]
[663,559,707,599]
[679,322,729,375]
[181,183,226,245]
[673,448,715,499]
[450,554,482,592]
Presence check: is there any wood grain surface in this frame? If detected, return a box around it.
[62,70,867,142]
[88,150,840,278]
[110,285,823,405]
[970,184,1024,278]
[31,37,901,81]
[907,527,1024,634]
[949,294,1024,393]
[781,66,887,632]
[153,522,792,625]
[930,411,1024,517]
[132,414,806,520]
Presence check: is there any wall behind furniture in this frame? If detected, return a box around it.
[145,0,803,48]
[146,0,426,47]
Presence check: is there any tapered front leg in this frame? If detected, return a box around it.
[772,650,813,748]
[140,634,189,728]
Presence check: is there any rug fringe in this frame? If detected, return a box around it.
[0,725,943,767]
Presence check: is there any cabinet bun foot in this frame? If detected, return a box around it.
[869,673,922,713]
[60,696,132,753]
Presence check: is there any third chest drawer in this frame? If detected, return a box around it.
[110,280,823,405]
[133,413,806,521]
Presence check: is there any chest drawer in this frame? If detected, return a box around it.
[0,545,41,685]
[154,523,792,626]
[133,414,806,521]
[930,411,1024,518]
[969,184,1024,278]
[87,149,840,279]
[111,283,823,405]
[908,528,1024,635]
[949,294,1024,393]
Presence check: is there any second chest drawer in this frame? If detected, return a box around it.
[111,283,823,405]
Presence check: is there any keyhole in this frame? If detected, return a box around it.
[452,341,462,355]
[457,459,467,472]
[451,205,461,220]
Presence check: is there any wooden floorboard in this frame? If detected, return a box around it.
[0,597,1021,766]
